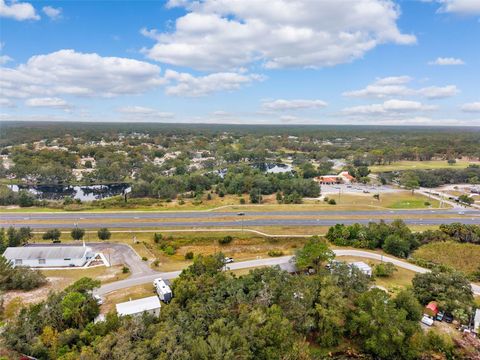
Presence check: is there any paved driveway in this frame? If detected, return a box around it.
[89,242,157,277]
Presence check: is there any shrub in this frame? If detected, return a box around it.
[323,197,329,202]
[219,236,233,245]
[164,246,176,256]
[153,259,160,267]
[70,227,85,241]
[97,227,111,241]
[42,228,61,242]
[267,250,284,257]
[424,201,431,206]
[239,198,246,204]
[373,262,397,277]
[185,251,194,260]
[328,199,336,205]
[153,233,163,243]
[122,266,130,273]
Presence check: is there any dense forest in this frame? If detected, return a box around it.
[1,247,477,360]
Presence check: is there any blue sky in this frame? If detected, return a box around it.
[1,0,479,125]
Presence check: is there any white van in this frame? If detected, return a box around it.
[421,315,434,326]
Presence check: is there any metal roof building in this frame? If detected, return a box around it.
[2,244,92,268]
[116,296,161,317]
[350,261,373,276]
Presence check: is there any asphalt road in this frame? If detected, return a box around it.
[3,209,478,230]
[95,249,480,296]
[2,208,477,221]
[4,217,479,229]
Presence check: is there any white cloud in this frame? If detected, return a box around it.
[42,5,62,19]
[25,97,70,109]
[343,76,459,99]
[0,49,165,99]
[461,101,480,112]
[0,54,12,65]
[417,85,459,99]
[428,57,465,65]
[117,106,174,118]
[434,0,480,15]
[342,99,437,115]
[262,99,327,111]
[142,0,415,71]
[212,110,231,117]
[0,0,39,21]
[0,98,15,107]
[164,69,264,96]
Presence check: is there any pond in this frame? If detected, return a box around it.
[8,183,131,201]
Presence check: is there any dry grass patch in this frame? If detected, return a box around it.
[412,241,480,275]
[369,160,475,173]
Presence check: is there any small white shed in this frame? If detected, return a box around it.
[116,296,161,317]
[350,261,373,276]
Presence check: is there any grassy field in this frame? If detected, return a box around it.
[369,160,475,173]
[412,241,480,275]
[0,189,444,213]
[41,265,130,290]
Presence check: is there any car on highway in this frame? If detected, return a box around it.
[224,257,234,264]
[93,294,104,305]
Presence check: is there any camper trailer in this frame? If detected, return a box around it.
[153,278,172,303]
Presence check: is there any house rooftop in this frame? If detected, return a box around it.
[3,245,90,260]
[351,261,372,271]
[116,296,161,316]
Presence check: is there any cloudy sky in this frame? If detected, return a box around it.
[1,0,479,125]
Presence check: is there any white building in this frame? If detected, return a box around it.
[116,296,161,317]
[3,244,93,268]
[350,261,372,276]
[474,309,480,335]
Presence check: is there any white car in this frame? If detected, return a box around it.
[421,315,434,326]
[93,294,104,305]
[224,257,234,264]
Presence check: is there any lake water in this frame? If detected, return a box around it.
[8,184,131,201]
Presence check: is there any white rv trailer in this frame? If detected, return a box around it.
[153,278,172,303]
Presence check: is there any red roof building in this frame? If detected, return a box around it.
[425,301,439,316]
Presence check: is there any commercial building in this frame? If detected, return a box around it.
[2,243,93,268]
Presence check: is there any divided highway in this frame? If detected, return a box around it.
[2,209,479,229]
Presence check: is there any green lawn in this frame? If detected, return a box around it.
[388,199,431,209]
[369,160,475,173]
[412,241,480,275]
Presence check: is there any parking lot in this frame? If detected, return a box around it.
[320,183,398,195]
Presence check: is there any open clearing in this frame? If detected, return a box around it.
[336,255,416,294]
[369,160,475,173]
[0,190,443,213]
[412,241,480,275]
